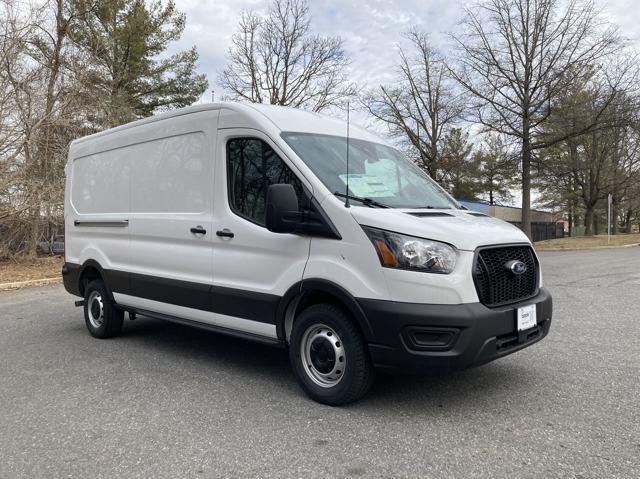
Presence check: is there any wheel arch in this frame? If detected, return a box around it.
[78,260,113,300]
[276,279,375,343]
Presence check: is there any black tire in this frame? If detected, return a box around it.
[83,279,124,339]
[289,303,374,406]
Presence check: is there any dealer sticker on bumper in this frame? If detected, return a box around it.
[517,304,537,331]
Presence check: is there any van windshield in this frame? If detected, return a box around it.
[281,132,460,209]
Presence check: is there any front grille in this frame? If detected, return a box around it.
[473,245,538,307]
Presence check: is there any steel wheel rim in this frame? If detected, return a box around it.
[87,291,104,329]
[300,324,346,388]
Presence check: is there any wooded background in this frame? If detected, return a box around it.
[1,0,639,258]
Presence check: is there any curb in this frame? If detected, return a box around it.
[0,277,62,291]
[535,243,640,252]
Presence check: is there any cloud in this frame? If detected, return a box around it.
[172,0,465,105]
[168,0,266,99]
[171,0,637,127]
[311,0,463,86]
[168,0,635,207]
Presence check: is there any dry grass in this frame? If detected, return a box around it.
[534,233,640,251]
[0,255,64,284]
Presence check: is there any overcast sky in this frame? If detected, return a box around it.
[170,0,640,207]
[173,0,640,124]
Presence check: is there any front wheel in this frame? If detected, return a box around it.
[289,303,374,405]
[83,279,124,339]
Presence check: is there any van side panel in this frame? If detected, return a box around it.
[65,110,218,307]
[65,142,131,280]
[116,111,218,322]
[126,112,216,286]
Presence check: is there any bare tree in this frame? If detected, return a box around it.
[620,169,640,232]
[362,31,464,182]
[1,0,204,258]
[607,108,640,234]
[218,0,354,112]
[451,0,624,238]
[536,66,640,235]
[0,1,52,256]
[24,0,78,255]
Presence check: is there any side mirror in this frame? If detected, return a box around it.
[266,184,300,234]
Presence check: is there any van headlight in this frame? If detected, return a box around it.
[362,226,457,274]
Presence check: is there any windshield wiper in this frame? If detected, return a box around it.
[334,192,391,208]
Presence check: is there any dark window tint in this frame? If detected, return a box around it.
[227,138,304,226]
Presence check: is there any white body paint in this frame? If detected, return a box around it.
[64,102,540,339]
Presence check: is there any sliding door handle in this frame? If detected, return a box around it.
[216,229,234,238]
[190,226,207,235]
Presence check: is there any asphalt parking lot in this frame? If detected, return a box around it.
[1,248,639,478]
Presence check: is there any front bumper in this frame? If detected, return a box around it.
[359,287,552,374]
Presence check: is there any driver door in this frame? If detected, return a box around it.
[210,129,312,338]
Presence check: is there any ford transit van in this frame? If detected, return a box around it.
[62,102,552,405]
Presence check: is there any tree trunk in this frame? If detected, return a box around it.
[584,207,595,236]
[27,0,66,256]
[521,129,532,239]
[568,211,573,236]
[567,175,574,235]
[28,204,40,257]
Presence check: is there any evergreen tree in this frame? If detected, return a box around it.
[475,135,518,205]
[440,128,478,200]
[71,0,208,127]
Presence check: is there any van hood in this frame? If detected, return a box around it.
[350,207,530,251]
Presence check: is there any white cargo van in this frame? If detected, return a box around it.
[62,102,552,405]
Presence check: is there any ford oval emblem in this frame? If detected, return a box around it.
[506,260,527,275]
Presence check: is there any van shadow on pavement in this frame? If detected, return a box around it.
[111,314,535,412]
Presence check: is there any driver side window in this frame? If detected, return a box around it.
[227,138,304,226]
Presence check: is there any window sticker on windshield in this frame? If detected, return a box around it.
[338,174,394,198]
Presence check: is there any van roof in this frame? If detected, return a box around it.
[70,102,388,146]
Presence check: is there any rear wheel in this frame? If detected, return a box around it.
[289,303,374,405]
[83,279,124,339]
